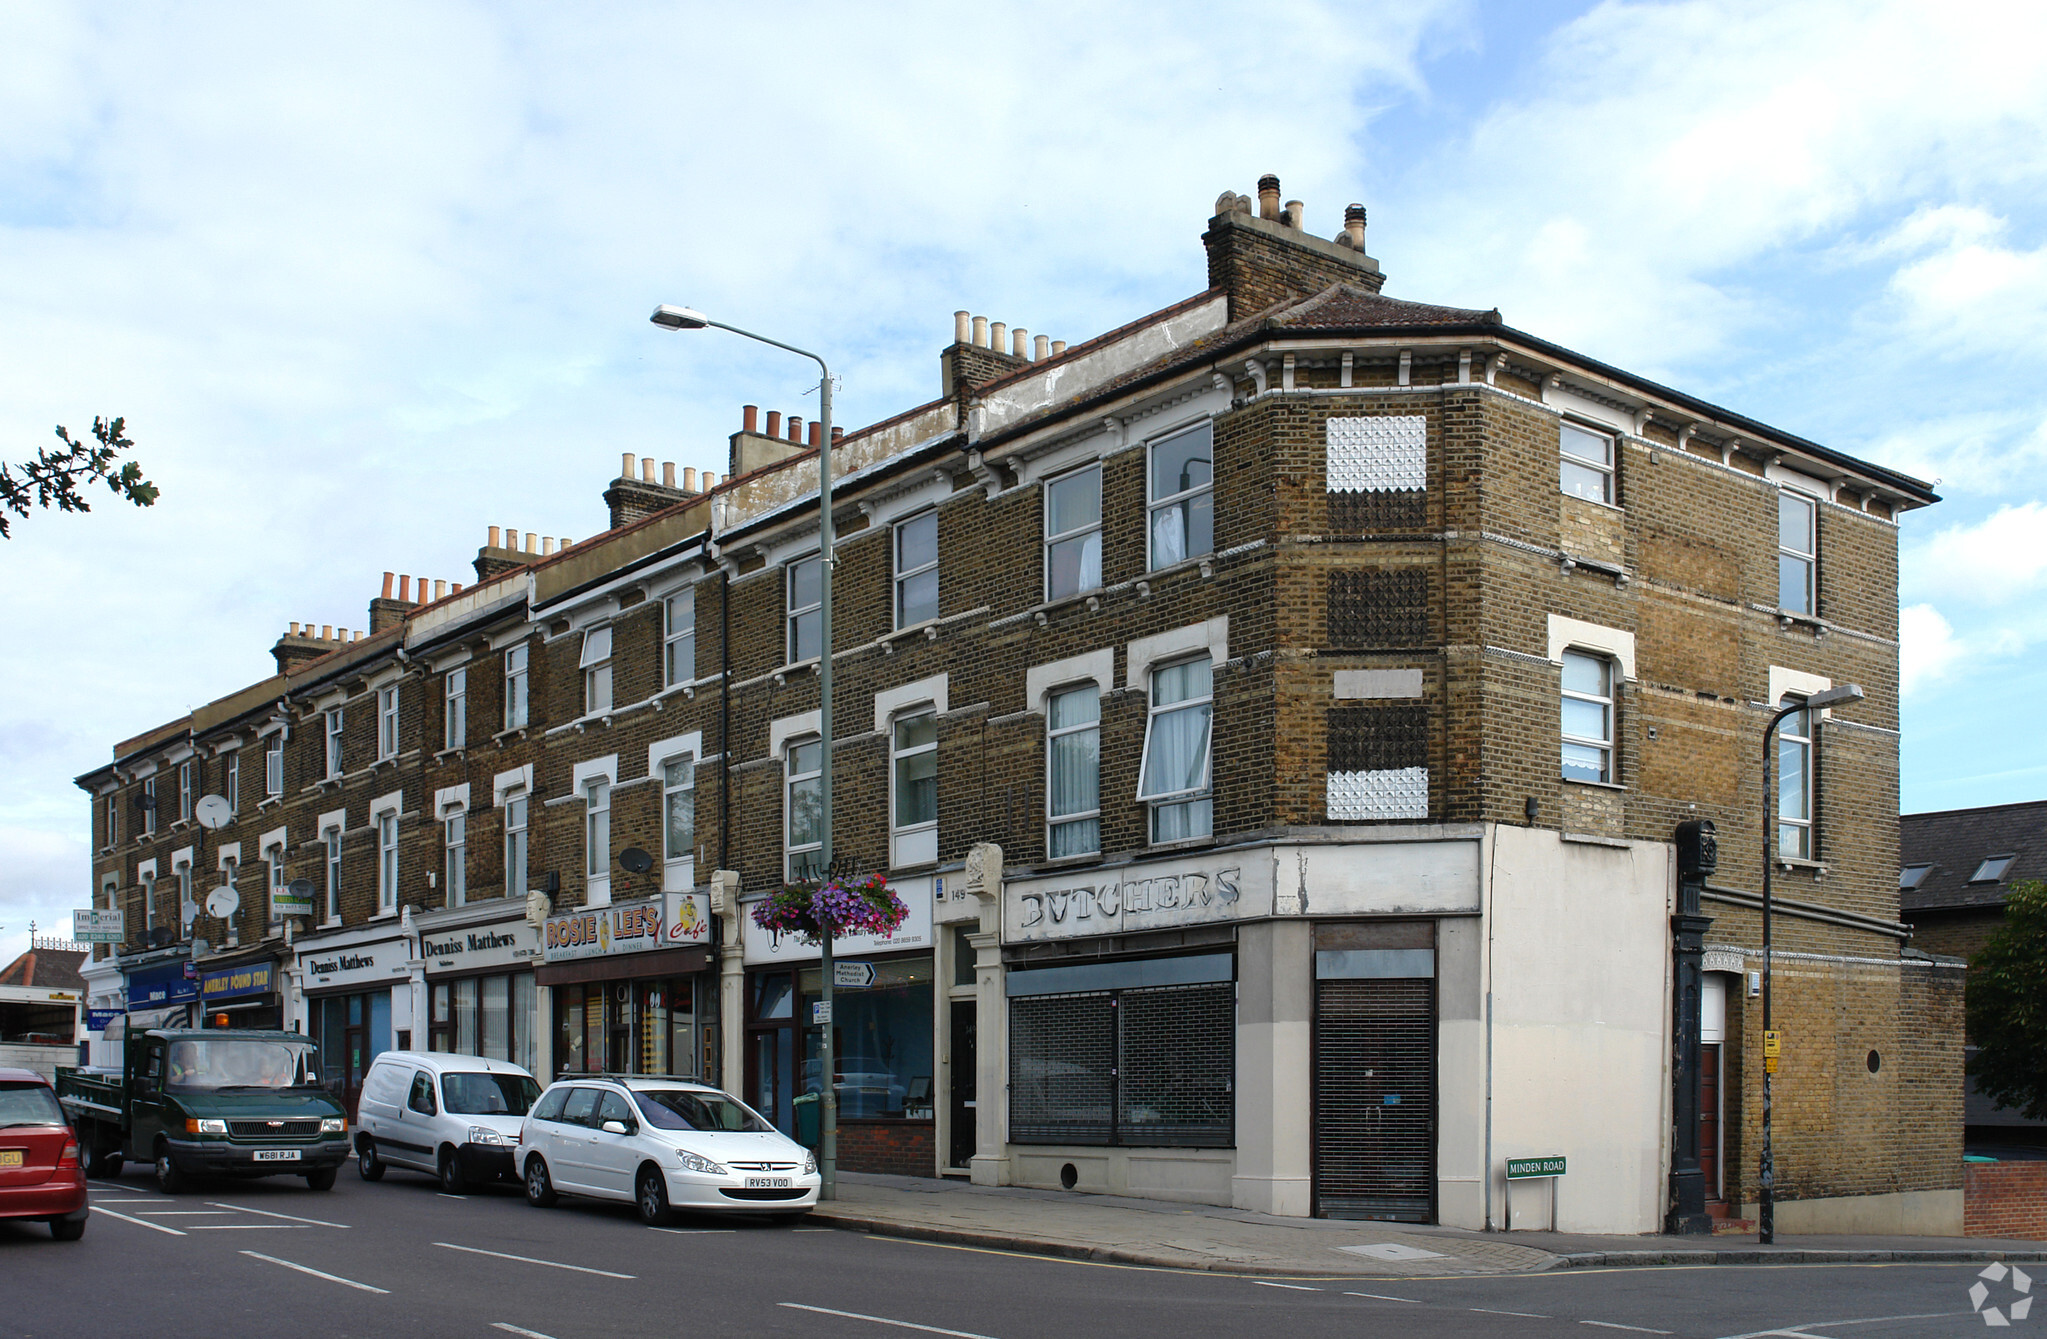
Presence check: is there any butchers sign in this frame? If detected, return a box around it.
[1006,862,1245,943]
[542,892,710,964]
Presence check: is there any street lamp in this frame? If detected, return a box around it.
[649,304,841,1200]
[1757,680,1863,1245]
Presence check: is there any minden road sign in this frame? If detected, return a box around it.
[1506,1156,1566,1179]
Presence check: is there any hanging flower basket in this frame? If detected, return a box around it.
[751,872,909,944]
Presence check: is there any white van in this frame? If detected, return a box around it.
[354,1050,541,1193]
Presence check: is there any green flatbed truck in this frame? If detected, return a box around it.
[56,1028,351,1192]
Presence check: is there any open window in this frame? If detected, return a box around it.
[1137,657,1213,843]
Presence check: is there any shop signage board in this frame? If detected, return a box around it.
[421,918,542,974]
[86,1008,124,1032]
[299,937,410,989]
[127,960,198,1007]
[72,908,123,942]
[743,877,935,966]
[271,881,316,918]
[201,962,275,1000]
[1005,857,1249,943]
[541,892,711,964]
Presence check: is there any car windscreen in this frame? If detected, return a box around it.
[0,1082,66,1128]
[632,1089,774,1133]
[166,1039,317,1090]
[441,1071,541,1116]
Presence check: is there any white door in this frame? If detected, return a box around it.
[584,1090,641,1198]
[550,1087,602,1192]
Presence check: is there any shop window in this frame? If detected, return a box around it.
[665,589,695,688]
[891,710,938,867]
[581,627,613,715]
[763,958,932,1126]
[1149,421,1213,569]
[444,668,467,750]
[504,791,529,898]
[787,557,822,663]
[504,644,530,730]
[1137,658,1213,843]
[786,737,823,882]
[1046,684,1101,857]
[432,972,536,1070]
[1045,465,1102,601]
[895,511,939,628]
[1561,650,1615,784]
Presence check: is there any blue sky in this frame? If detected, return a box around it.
[3,1,2042,961]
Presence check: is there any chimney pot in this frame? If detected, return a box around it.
[1012,327,1028,357]
[524,533,538,553]
[382,572,395,599]
[452,583,463,594]
[788,415,803,442]
[1343,203,1367,249]
[434,579,447,600]
[1051,340,1067,356]
[1283,199,1304,229]
[808,421,821,448]
[641,457,656,483]
[954,310,971,344]
[766,410,782,438]
[398,575,411,602]
[742,404,759,433]
[488,524,501,548]
[322,624,333,640]
[289,621,300,636]
[703,471,718,489]
[662,461,676,488]
[972,315,988,348]
[542,537,555,555]
[831,426,844,443]
[507,528,521,550]
[1034,334,1049,361]
[989,322,1006,354]
[1258,174,1281,220]
[622,452,636,480]
[683,466,698,491]
[561,537,571,548]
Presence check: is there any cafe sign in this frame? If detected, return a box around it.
[542,892,710,964]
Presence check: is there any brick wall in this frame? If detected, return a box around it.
[836,1119,936,1177]
[1965,1161,2047,1239]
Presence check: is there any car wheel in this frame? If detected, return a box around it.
[49,1216,86,1242]
[154,1146,188,1194]
[438,1147,467,1195]
[305,1166,338,1191]
[524,1156,557,1208]
[357,1140,385,1182]
[636,1167,672,1226]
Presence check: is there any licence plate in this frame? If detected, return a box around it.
[745,1176,790,1189]
[0,1150,20,1169]
[253,1149,301,1162]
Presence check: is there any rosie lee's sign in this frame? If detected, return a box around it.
[542,892,710,964]
[1006,864,1245,943]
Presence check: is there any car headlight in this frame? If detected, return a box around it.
[320,1117,347,1134]
[186,1118,227,1135]
[467,1126,508,1146]
[803,1148,817,1176]
[675,1150,729,1175]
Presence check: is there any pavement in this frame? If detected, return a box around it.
[809,1172,2047,1278]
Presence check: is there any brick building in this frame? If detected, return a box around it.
[76,174,1958,1233]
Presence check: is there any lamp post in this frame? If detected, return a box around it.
[1757,681,1863,1245]
[649,304,839,1200]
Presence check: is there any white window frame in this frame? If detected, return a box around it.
[660,753,696,887]
[1560,649,1615,785]
[894,510,940,629]
[1046,682,1102,858]
[175,859,192,937]
[584,777,611,886]
[266,735,284,797]
[377,685,400,760]
[142,777,156,836]
[1778,488,1817,616]
[266,841,287,927]
[178,760,194,824]
[503,790,529,900]
[581,626,613,715]
[375,807,399,913]
[326,709,345,779]
[664,589,696,688]
[1147,420,1214,571]
[444,668,467,751]
[1777,696,1813,861]
[786,556,822,663]
[323,822,343,924]
[1136,656,1214,843]
[890,708,939,868]
[443,803,467,907]
[225,751,239,816]
[104,793,118,850]
[785,735,824,883]
[504,643,530,730]
[141,866,157,929]
[1044,464,1103,601]
[1560,420,1615,504]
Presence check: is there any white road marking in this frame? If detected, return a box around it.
[648,1226,736,1234]
[92,1205,187,1235]
[86,1182,152,1193]
[778,1303,999,1338]
[1252,1282,1321,1291]
[211,1201,350,1227]
[1344,1292,1421,1303]
[1582,1324,1673,1335]
[1714,1318,1967,1339]
[189,1224,311,1230]
[1473,1309,1551,1318]
[135,1210,234,1216]
[439,1193,467,1199]
[491,1325,558,1339]
[434,1242,635,1279]
[240,1250,389,1294]
[90,1193,169,1201]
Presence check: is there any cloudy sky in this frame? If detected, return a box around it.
[3,0,2042,962]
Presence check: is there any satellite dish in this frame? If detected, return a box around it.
[205,886,240,918]
[182,899,200,927]
[195,795,232,830]
[617,847,654,875]
[287,879,316,900]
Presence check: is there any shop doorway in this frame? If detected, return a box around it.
[1311,923,1436,1222]
[1701,973,1730,1217]
[311,990,391,1121]
[948,1000,976,1170]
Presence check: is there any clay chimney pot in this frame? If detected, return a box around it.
[1258,174,1281,220]
[662,461,676,488]
[743,404,759,433]
[765,410,782,438]
[382,572,395,599]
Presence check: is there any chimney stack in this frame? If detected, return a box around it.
[476,524,547,583]
[1205,173,1385,318]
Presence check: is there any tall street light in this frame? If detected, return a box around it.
[650,304,841,1200]
[1757,680,1863,1245]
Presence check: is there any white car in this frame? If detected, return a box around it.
[354,1051,541,1193]
[517,1075,818,1224]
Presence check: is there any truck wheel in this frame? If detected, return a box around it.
[154,1147,188,1194]
[438,1147,468,1195]
[357,1140,385,1182]
[305,1166,338,1191]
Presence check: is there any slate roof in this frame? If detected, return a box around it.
[1265,285,1501,329]
[1900,800,2047,914]
[0,947,88,991]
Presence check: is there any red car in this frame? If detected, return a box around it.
[0,1068,88,1240]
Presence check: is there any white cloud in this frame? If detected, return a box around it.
[1907,502,2047,607]
[1899,604,1964,697]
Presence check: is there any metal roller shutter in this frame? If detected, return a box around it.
[1314,977,1434,1221]
[1009,990,1114,1144]
[1008,980,1235,1147]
